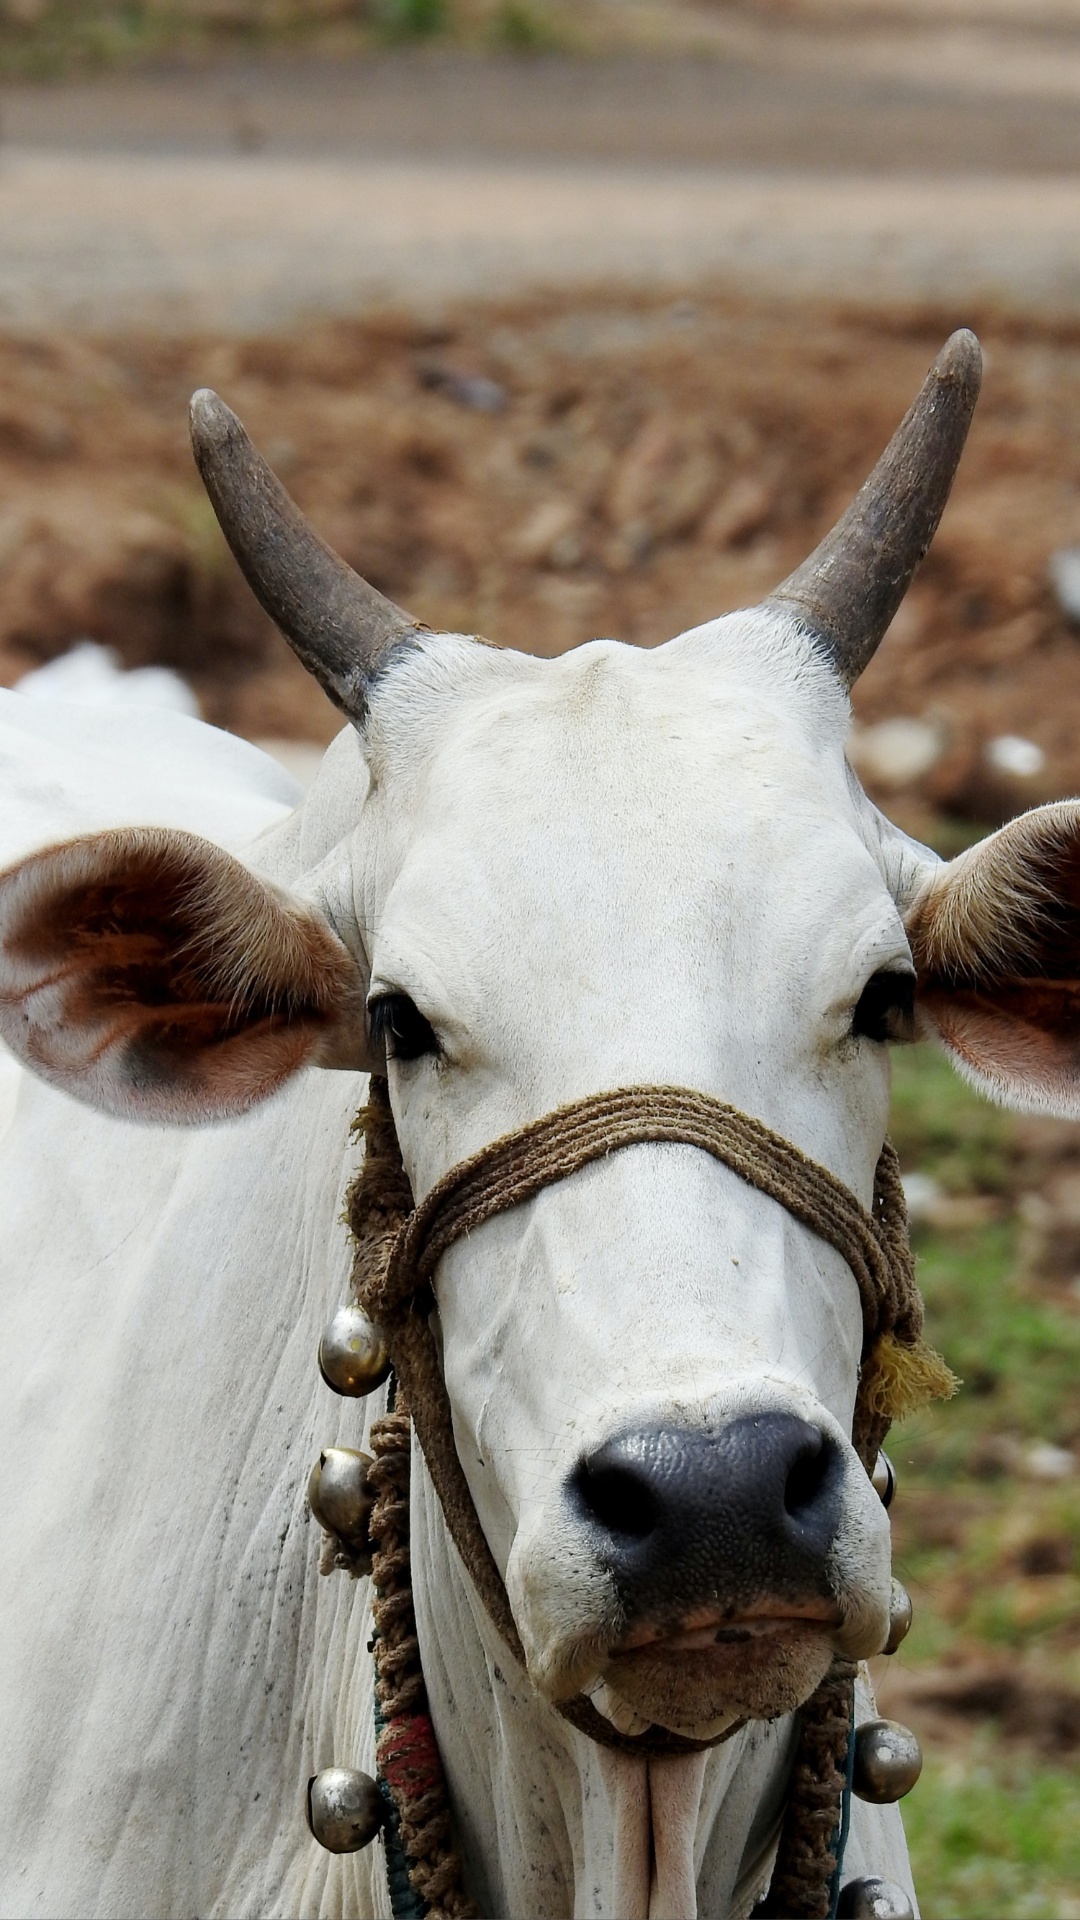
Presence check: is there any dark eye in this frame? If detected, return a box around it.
[368,993,440,1062]
[852,970,916,1045]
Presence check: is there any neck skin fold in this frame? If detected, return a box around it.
[407,1445,794,1920]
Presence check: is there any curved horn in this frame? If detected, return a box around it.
[190,389,425,717]
[767,329,982,687]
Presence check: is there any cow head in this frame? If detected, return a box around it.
[3,333,1079,1742]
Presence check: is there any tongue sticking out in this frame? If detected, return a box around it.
[608,1749,709,1920]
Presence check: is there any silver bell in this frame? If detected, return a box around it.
[871,1451,896,1509]
[307,1767,384,1853]
[852,1718,923,1804]
[837,1876,915,1920]
[318,1304,391,1397]
[308,1447,375,1557]
[883,1578,913,1655]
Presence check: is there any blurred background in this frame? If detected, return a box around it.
[2,3,1079,1913]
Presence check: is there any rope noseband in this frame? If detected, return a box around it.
[345,1079,953,1918]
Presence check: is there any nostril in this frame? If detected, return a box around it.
[783,1433,831,1520]
[575,1461,660,1540]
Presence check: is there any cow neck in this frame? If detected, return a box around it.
[346,1076,949,1920]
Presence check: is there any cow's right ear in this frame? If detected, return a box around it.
[906,802,1080,1116]
[0,826,373,1124]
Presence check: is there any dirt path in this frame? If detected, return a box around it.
[0,35,1078,332]
[1,152,1078,333]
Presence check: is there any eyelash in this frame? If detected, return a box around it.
[851,970,916,1045]
[367,992,440,1062]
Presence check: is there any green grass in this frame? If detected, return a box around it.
[0,3,384,79]
[889,1044,1015,1197]
[0,0,583,76]
[903,1754,1080,1920]
[882,1044,1080,1912]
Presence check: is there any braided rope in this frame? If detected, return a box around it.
[368,1397,478,1920]
[754,1661,858,1920]
[345,1078,946,1918]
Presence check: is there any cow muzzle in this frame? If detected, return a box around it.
[508,1401,891,1740]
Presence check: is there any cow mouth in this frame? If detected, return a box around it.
[610,1597,843,1658]
[584,1599,843,1739]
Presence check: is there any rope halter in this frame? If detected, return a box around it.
[344,1077,954,1918]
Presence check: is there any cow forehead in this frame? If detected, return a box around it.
[362,612,897,994]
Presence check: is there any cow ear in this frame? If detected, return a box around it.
[906,802,1080,1115]
[0,827,371,1123]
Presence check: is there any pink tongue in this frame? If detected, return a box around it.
[649,1753,709,1919]
[610,1750,708,1920]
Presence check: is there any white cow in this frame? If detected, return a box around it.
[0,332,1071,1919]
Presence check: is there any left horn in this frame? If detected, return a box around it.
[190,389,426,718]
[766,329,982,688]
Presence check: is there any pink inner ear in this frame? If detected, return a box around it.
[921,985,1080,1101]
[0,826,362,1123]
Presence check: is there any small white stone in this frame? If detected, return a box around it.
[1022,1441,1075,1481]
[985,735,1045,779]
[1050,546,1080,622]
[901,1172,942,1224]
[848,718,945,790]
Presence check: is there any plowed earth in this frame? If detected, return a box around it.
[3,288,1079,827]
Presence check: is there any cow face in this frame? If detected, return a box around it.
[6,331,1079,1741]
[353,614,900,1734]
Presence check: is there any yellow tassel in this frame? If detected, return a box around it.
[861,1331,959,1426]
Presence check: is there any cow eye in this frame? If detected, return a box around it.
[852,969,916,1044]
[367,993,440,1062]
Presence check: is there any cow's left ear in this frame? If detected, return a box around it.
[0,826,372,1123]
[906,802,1080,1115]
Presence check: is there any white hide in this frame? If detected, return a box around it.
[16,639,201,717]
[0,617,926,1917]
[0,685,301,867]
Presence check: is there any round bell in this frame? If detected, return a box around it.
[871,1451,896,1509]
[836,1876,915,1920]
[307,1767,384,1853]
[852,1718,922,1804]
[318,1304,391,1397]
[883,1578,913,1655]
[307,1448,375,1552]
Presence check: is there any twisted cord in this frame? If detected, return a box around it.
[348,1079,940,1917]
[368,1398,478,1920]
[755,1661,857,1920]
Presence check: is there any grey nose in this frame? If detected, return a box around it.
[570,1414,842,1618]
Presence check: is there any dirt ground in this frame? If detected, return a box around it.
[3,287,1078,832]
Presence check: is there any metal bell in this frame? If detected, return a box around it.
[836,1877,915,1920]
[307,1448,375,1556]
[883,1578,913,1655]
[852,1718,923,1803]
[318,1304,391,1397]
[307,1767,384,1853]
[871,1451,896,1509]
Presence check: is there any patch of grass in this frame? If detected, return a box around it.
[487,1,566,51]
[907,1219,1080,1463]
[889,1042,1014,1195]
[0,3,398,78]
[903,1752,1080,1919]
[373,0,447,40]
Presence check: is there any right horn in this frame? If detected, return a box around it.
[190,389,427,719]
[767,329,982,688]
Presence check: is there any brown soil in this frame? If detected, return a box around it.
[3,288,1080,823]
[877,1657,1080,1760]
